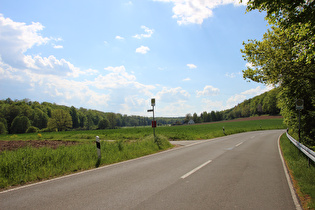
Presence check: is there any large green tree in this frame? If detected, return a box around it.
[47,109,72,131]
[242,0,315,145]
[10,116,31,134]
[70,106,79,128]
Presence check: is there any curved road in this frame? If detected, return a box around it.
[0,130,297,209]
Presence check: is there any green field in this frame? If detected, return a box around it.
[0,118,285,142]
[0,118,285,189]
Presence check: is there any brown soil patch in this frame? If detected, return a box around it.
[201,115,283,125]
[0,140,79,152]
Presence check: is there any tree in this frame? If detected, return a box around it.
[107,113,116,129]
[47,109,72,131]
[192,113,198,123]
[245,0,315,35]
[210,111,217,121]
[184,113,192,124]
[242,0,315,145]
[0,122,6,134]
[31,108,49,129]
[98,118,110,129]
[70,106,79,128]
[5,105,21,132]
[10,116,31,134]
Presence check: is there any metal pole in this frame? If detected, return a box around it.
[153,105,155,137]
[298,109,301,142]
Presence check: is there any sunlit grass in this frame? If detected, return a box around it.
[280,134,315,209]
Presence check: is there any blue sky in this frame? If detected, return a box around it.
[0,0,271,117]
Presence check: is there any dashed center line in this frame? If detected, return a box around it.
[235,142,244,147]
[181,160,212,179]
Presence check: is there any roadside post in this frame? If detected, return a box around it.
[296,99,304,142]
[147,98,156,137]
[96,136,101,159]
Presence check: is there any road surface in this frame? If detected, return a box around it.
[0,130,297,209]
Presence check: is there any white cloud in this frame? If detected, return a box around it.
[241,85,273,96]
[227,94,246,107]
[225,73,235,78]
[226,85,274,108]
[154,0,247,25]
[23,55,83,77]
[0,14,161,114]
[53,45,63,49]
[201,98,225,111]
[156,87,190,103]
[187,63,197,69]
[196,85,220,97]
[183,77,191,81]
[133,26,154,39]
[135,45,150,54]
[157,100,193,117]
[115,35,124,40]
[0,14,50,67]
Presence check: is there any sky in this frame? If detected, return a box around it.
[0,0,272,117]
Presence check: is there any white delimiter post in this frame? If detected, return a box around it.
[96,136,101,159]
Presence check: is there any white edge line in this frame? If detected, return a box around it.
[181,160,212,179]
[278,133,302,210]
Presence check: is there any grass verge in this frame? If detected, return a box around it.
[0,135,172,190]
[280,134,315,209]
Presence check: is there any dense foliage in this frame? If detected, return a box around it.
[186,87,280,124]
[242,0,315,146]
[0,98,185,134]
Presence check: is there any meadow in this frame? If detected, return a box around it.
[0,118,285,189]
[0,117,285,142]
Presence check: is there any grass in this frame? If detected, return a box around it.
[0,135,171,189]
[0,118,285,142]
[280,134,315,209]
[0,118,285,190]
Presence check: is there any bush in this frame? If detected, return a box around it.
[10,116,31,134]
[26,126,39,133]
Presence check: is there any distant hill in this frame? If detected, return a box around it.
[0,88,280,134]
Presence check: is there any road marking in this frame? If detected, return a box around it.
[278,134,302,210]
[181,160,212,179]
[235,142,243,147]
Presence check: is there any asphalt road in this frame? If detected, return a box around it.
[0,130,297,209]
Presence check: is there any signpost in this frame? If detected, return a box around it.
[147,98,156,137]
[296,99,304,142]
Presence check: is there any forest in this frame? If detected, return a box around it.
[0,87,280,135]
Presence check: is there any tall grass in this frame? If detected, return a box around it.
[280,134,315,209]
[0,135,172,189]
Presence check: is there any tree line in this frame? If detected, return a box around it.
[0,87,280,134]
[184,87,280,124]
[0,98,183,134]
